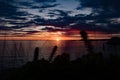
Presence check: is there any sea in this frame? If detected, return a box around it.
[0,40,119,71]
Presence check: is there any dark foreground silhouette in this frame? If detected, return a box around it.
[0,31,120,80]
[1,52,120,80]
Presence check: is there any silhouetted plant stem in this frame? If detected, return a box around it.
[33,47,39,61]
[49,46,58,62]
[80,30,94,54]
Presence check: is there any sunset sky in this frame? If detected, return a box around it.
[0,0,120,40]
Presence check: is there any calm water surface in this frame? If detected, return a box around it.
[0,40,107,70]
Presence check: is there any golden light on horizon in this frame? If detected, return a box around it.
[0,30,118,40]
[54,31,63,41]
[56,37,60,41]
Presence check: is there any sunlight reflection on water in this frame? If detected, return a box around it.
[0,40,106,70]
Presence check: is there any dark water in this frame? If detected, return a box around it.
[0,40,119,71]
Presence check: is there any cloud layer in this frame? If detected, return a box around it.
[0,0,120,36]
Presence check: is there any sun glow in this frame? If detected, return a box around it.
[56,37,60,41]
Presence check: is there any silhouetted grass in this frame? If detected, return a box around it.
[1,47,120,79]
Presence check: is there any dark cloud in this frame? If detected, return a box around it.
[46,9,71,19]
[52,10,71,17]
[0,0,120,34]
[0,1,17,17]
[17,1,34,7]
[41,27,55,31]
[34,0,56,3]
[25,31,40,35]
[0,0,30,22]
[78,0,120,14]
[78,0,120,9]
[76,0,120,20]
[75,0,120,32]
[31,4,59,9]
[101,0,120,12]
[0,26,13,30]
[77,0,101,9]
[0,0,14,3]
[40,4,59,8]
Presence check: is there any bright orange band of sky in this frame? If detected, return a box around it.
[0,30,119,40]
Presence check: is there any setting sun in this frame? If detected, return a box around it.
[56,37,60,41]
